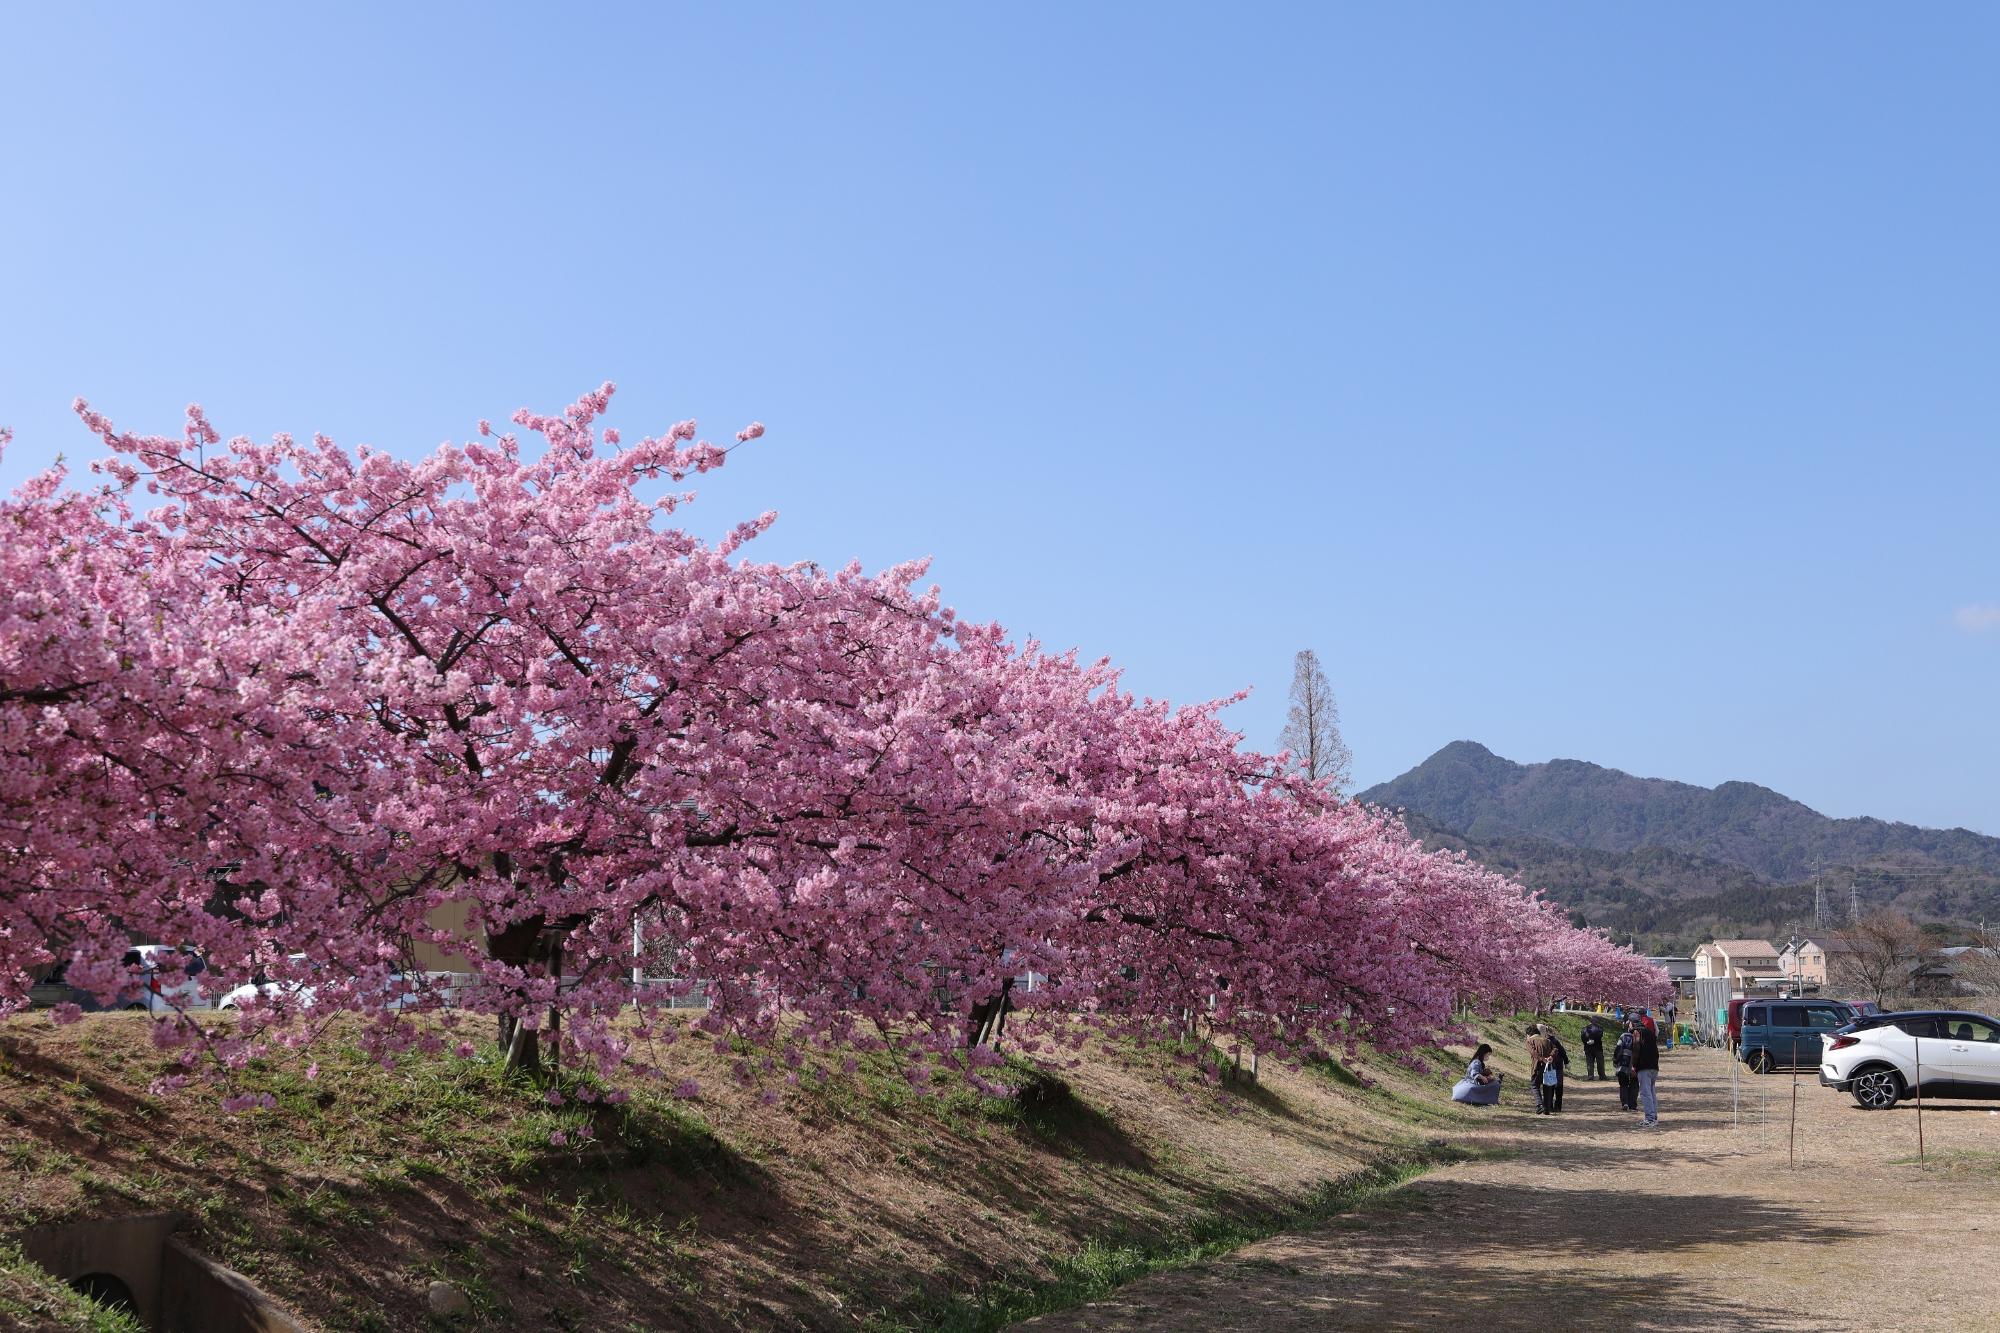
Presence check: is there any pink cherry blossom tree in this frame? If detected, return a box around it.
[2,389,1670,1102]
[0,433,250,1016]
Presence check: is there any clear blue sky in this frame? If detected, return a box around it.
[3,6,1995,833]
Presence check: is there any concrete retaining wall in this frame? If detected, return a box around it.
[17,1214,306,1331]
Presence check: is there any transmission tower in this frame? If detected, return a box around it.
[1813,872,1828,932]
[1849,881,1862,923]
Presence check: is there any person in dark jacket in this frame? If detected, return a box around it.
[1633,1020,1661,1127]
[1544,1027,1570,1112]
[1580,1019,1606,1080]
[1613,1020,1638,1110]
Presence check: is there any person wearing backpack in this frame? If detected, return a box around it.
[1613,1020,1638,1111]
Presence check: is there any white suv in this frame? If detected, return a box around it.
[216,957,434,1013]
[1819,1010,2000,1110]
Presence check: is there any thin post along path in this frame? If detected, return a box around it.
[1018,1045,2000,1332]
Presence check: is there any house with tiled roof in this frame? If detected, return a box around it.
[1693,939,1784,986]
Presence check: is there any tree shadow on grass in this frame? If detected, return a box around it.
[195,1127,804,1331]
[1214,1068,1305,1124]
[1030,1250,1808,1332]
[1022,1180,1859,1332]
[1012,1071,1154,1170]
[0,1037,159,1121]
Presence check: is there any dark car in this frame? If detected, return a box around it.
[1739,998,1856,1072]
[26,962,114,1013]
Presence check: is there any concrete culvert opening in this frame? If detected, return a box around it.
[18,1213,306,1331]
[70,1270,139,1315]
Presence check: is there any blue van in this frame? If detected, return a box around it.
[1739,998,1855,1072]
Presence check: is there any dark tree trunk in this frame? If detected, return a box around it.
[965,977,1015,1049]
[488,915,546,1077]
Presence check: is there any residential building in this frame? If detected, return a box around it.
[1693,939,1784,988]
[1912,946,2000,998]
[1644,955,1698,1004]
[1776,936,1860,988]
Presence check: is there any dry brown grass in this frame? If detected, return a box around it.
[0,1011,1512,1331]
[1021,1041,2000,1332]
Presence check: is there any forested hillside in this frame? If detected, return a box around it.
[1369,744,2000,950]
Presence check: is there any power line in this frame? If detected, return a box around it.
[1812,864,1959,924]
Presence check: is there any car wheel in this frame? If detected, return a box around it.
[1750,1050,1775,1074]
[1850,1067,1903,1110]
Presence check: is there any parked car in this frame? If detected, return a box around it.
[121,945,210,1012]
[216,955,310,1012]
[1738,998,1855,1072]
[26,962,112,1013]
[1820,1010,2000,1109]
[217,957,430,1013]
[24,946,210,1013]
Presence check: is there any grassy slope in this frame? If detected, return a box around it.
[0,1012,1551,1332]
[0,1241,144,1333]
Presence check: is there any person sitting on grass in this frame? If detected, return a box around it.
[1452,1043,1502,1106]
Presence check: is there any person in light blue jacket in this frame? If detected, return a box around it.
[1452,1044,1502,1106]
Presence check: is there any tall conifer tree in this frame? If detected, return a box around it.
[1278,649,1352,795]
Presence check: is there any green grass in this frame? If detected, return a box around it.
[861,1146,1464,1333]
[1890,1148,2000,1178]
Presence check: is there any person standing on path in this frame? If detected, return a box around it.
[1580,1019,1605,1080]
[1633,1019,1661,1127]
[1544,1027,1570,1111]
[1613,1020,1639,1111]
[1525,1024,1554,1115]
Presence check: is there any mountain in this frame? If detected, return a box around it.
[1363,742,2000,949]
[1361,741,2000,883]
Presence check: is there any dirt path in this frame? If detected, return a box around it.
[1019,1045,2000,1332]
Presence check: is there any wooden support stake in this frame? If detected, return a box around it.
[1788,1071,1798,1169]
[1914,1035,1925,1160]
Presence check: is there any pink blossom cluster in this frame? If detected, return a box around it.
[0,390,1669,1093]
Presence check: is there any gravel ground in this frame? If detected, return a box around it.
[1019,1043,2000,1332]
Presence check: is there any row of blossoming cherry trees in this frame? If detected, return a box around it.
[0,387,1668,1097]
